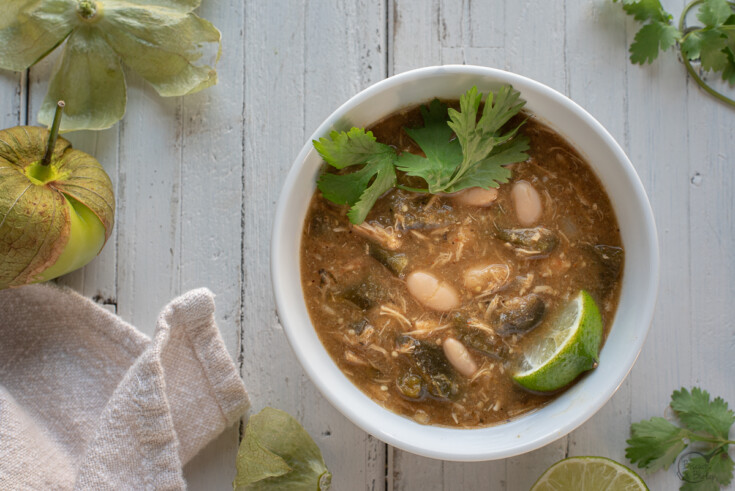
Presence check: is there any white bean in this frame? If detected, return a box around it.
[442,338,478,378]
[406,271,460,312]
[451,187,498,207]
[511,180,543,226]
[463,263,510,293]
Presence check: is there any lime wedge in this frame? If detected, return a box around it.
[531,456,648,491]
[513,290,603,392]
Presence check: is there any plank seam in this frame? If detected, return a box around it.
[22,69,29,125]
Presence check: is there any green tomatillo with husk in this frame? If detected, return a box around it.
[0,0,221,132]
[0,102,114,289]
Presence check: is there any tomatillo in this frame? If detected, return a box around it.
[0,102,114,289]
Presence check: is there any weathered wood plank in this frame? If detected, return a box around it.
[685,48,735,488]
[392,0,441,74]
[113,75,182,332]
[506,441,567,490]
[687,95,735,395]
[0,71,22,127]
[624,0,695,488]
[504,1,566,95]
[179,0,246,487]
[242,1,387,489]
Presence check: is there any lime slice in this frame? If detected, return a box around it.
[513,290,603,392]
[531,456,648,491]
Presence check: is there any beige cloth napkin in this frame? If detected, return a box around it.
[0,284,249,490]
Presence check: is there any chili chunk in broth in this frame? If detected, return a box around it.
[300,102,624,428]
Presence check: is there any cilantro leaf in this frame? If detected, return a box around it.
[682,455,715,490]
[708,450,735,486]
[697,0,733,27]
[314,127,396,170]
[681,455,719,491]
[671,387,735,440]
[317,159,388,206]
[629,21,681,64]
[343,158,396,224]
[683,31,704,60]
[617,0,673,23]
[442,85,527,191]
[682,25,734,75]
[626,416,689,471]
[396,99,462,193]
[314,128,397,225]
[444,138,526,191]
[698,29,730,72]
[722,49,735,84]
[680,480,719,491]
[679,451,734,490]
[680,482,719,491]
[396,86,528,194]
[447,85,526,160]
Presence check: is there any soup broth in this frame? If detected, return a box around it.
[300,102,623,427]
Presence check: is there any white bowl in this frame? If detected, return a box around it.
[272,65,659,461]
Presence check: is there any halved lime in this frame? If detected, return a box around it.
[513,290,603,392]
[531,456,648,491]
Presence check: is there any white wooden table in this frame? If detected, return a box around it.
[2,0,733,489]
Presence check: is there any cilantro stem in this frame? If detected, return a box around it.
[396,184,429,193]
[685,430,735,445]
[41,101,65,167]
[677,0,735,108]
[680,56,735,107]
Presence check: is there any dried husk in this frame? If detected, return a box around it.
[0,126,113,288]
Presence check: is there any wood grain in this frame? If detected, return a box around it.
[241,1,387,489]
[4,0,734,489]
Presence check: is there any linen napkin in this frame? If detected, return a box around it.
[0,283,249,490]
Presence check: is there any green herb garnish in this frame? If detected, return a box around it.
[614,0,735,107]
[234,407,332,491]
[313,86,529,225]
[314,128,398,225]
[626,387,735,489]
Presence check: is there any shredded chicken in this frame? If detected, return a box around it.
[483,295,501,320]
[368,344,390,357]
[351,222,402,250]
[410,230,429,241]
[473,264,511,298]
[344,351,367,366]
[532,285,557,295]
[403,323,450,337]
[431,251,453,268]
[379,304,412,329]
[467,318,495,335]
[518,273,535,296]
[469,363,495,383]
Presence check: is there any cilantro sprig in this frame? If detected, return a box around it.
[614,0,735,107]
[313,86,529,224]
[314,128,398,224]
[626,387,735,489]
